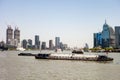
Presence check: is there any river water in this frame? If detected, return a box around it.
[0,50,120,80]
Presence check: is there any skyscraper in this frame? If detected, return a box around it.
[93,20,115,48]
[14,27,20,43]
[60,42,63,49]
[35,35,40,49]
[22,39,27,48]
[55,37,60,49]
[28,39,32,48]
[6,25,20,47]
[49,40,54,50]
[41,42,46,49]
[6,25,13,45]
[101,20,115,48]
[93,32,102,47]
[115,26,120,48]
[28,39,32,46]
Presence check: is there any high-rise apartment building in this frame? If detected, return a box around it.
[28,39,32,48]
[14,27,20,43]
[49,40,54,50]
[6,25,20,47]
[35,35,40,49]
[55,37,60,49]
[115,26,120,48]
[6,25,13,45]
[41,42,46,49]
[28,39,32,46]
[60,42,63,49]
[22,39,27,48]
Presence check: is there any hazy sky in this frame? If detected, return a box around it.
[0,0,120,48]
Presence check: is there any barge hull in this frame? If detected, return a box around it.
[35,53,113,61]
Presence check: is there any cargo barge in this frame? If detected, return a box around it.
[35,53,113,61]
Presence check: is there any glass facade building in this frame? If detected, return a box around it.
[35,35,40,49]
[94,32,102,47]
[55,37,60,49]
[94,20,115,48]
[115,26,120,48]
[101,21,115,48]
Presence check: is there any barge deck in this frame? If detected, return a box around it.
[35,53,113,61]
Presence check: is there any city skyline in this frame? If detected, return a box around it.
[0,0,120,48]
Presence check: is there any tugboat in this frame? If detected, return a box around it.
[97,55,113,61]
[35,53,50,59]
[72,49,84,54]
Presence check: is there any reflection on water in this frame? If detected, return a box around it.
[0,51,120,80]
